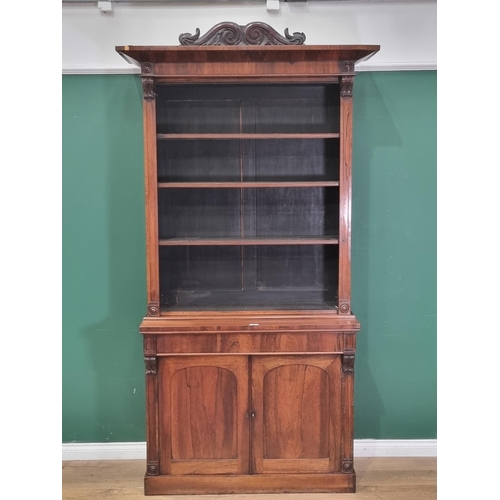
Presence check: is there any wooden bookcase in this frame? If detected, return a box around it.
[116,22,379,495]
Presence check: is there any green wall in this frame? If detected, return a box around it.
[62,72,436,442]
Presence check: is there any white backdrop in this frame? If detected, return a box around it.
[62,1,437,73]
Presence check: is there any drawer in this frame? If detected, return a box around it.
[154,332,348,354]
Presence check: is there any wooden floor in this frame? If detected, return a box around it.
[62,458,436,499]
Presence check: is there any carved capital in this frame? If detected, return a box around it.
[147,302,159,317]
[145,356,157,375]
[179,21,306,46]
[339,300,351,315]
[143,335,157,356]
[342,350,355,373]
[141,77,155,101]
[340,76,354,98]
[146,464,158,476]
[342,459,354,473]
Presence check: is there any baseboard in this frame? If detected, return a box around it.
[62,442,146,461]
[354,439,437,457]
[62,439,436,461]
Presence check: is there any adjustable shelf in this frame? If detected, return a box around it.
[158,181,339,188]
[159,236,339,246]
[157,133,340,140]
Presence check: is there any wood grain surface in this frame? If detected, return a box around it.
[252,356,342,475]
[158,356,250,475]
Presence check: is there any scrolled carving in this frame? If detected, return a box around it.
[179,22,306,46]
[180,28,206,46]
[180,25,241,46]
[141,62,153,74]
[340,76,354,98]
[146,464,158,476]
[244,22,305,46]
[342,459,354,473]
[145,356,157,375]
[141,77,155,101]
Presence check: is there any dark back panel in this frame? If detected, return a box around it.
[157,140,241,183]
[251,139,339,182]
[156,84,340,134]
[158,188,241,238]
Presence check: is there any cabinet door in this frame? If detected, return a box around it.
[251,355,342,474]
[158,356,249,475]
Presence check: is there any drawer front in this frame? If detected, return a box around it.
[156,332,345,354]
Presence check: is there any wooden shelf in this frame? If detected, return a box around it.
[157,133,340,140]
[159,236,339,246]
[158,181,339,188]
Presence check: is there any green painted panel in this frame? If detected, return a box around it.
[62,75,146,442]
[352,72,437,438]
[62,72,436,442]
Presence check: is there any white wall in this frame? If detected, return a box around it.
[62,1,436,73]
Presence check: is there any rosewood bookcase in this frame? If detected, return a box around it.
[116,22,379,495]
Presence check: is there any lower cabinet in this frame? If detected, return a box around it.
[156,354,343,477]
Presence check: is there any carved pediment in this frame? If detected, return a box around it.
[179,22,306,46]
